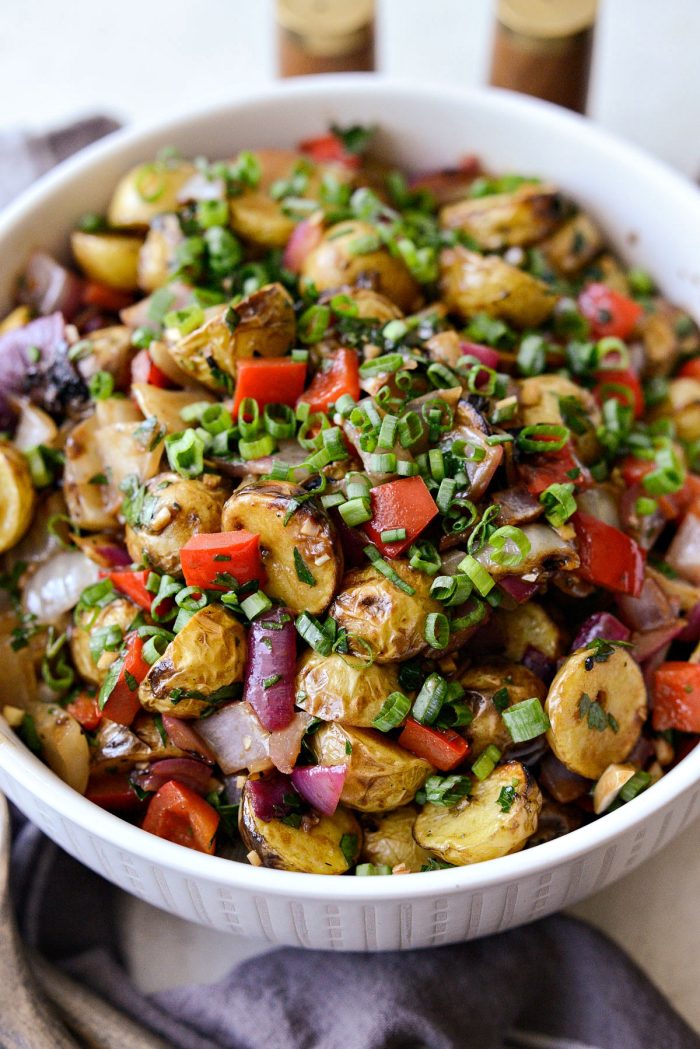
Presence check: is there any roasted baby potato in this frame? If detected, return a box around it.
[295,650,402,727]
[239,779,362,873]
[94,418,165,492]
[90,711,185,774]
[496,602,565,662]
[301,220,419,312]
[124,472,227,576]
[361,805,431,872]
[131,384,215,434]
[311,723,433,812]
[70,597,139,686]
[137,214,183,291]
[107,160,196,229]
[545,646,646,779]
[221,480,341,615]
[342,288,403,323]
[28,700,90,794]
[63,415,119,532]
[139,604,247,718]
[439,246,557,328]
[460,663,547,754]
[167,283,295,391]
[329,562,442,663]
[71,231,142,291]
[652,378,700,442]
[540,212,604,275]
[0,442,36,553]
[413,761,542,865]
[440,184,564,251]
[518,373,600,462]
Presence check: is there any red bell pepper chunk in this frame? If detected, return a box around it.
[142,780,219,854]
[231,358,307,417]
[100,632,149,726]
[652,662,700,733]
[296,348,360,414]
[180,530,266,591]
[130,348,175,389]
[66,693,102,732]
[298,133,361,169]
[678,358,700,381]
[82,280,134,313]
[87,770,146,812]
[572,511,645,597]
[519,442,592,497]
[578,282,643,340]
[398,719,470,772]
[594,368,644,419]
[363,476,439,558]
[109,568,153,611]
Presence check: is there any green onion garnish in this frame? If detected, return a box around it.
[517,424,570,453]
[339,497,372,527]
[372,691,411,732]
[540,482,577,527]
[501,697,550,743]
[457,554,495,596]
[412,672,448,725]
[471,744,502,781]
[424,612,450,650]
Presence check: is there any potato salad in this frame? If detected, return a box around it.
[2,125,700,875]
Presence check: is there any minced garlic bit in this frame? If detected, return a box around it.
[247,850,263,867]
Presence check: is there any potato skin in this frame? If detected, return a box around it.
[329,562,442,663]
[413,761,542,865]
[71,231,142,291]
[221,480,341,615]
[311,723,433,812]
[440,184,565,251]
[239,782,362,873]
[496,602,565,662]
[107,161,196,229]
[439,246,556,328]
[540,212,604,275]
[301,220,419,311]
[459,663,547,754]
[90,711,185,774]
[29,700,90,794]
[545,646,646,779]
[139,604,247,718]
[125,472,227,577]
[70,597,139,686]
[0,442,36,553]
[361,805,431,872]
[295,650,402,727]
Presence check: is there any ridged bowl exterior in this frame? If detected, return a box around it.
[2,78,700,949]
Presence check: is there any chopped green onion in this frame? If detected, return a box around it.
[239,433,277,460]
[175,586,208,611]
[396,459,419,477]
[428,448,445,481]
[334,393,357,417]
[165,429,205,478]
[540,482,577,527]
[364,544,415,594]
[412,672,448,725]
[427,362,460,389]
[359,353,403,377]
[619,769,652,802]
[436,478,457,513]
[163,305,204,335]
[346,473,370,501]
[397,411,424,448]
[627,268,655,296]
[88,370,114,401]
[372,691,411,732]
[501,697,550,743]
[298,304,330,344]
[142,633,171,665]
[450,598,487,631]
[295,612,333,656]
[517,424,570,453]
[517,334,547,376]
[321,491,346,509]
[457,554,495,596]
[594,336,629,370]
[471,744,502,781]
[240,591,272,620]
[339,497,372,527]
[424,612,450,650]
[368,452,397,473]
[419,774,471,807]
[486,526,531,569]
[635,496,658,516]
[380,528,407,544]
[322,426,349,461]
[643,444,685,496]
[377,414,398,449]
[196,199,229,229]
[408,540,441,576]
[263,403,296,440]
[355,863,393,876]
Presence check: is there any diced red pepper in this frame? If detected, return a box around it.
[572,511,645,597]
[109,568,153,611]
[652,662,700,733]
[578,282,643,340]
[101,632,149,726]
[296,348,360,415]
[519,442,592,498]
[142,780,219,854]
[363,476,438,558]
[232,358,307,417]
[619,458,700,521]
[131,348,175,389]
[594,368,644,419]
[86,770,146,812]
[82,281,134,313]
[678,358,700,381]
[66,693,102,732]
[180,530,266,591]
[298,133,361,169]
[398,719,470,772]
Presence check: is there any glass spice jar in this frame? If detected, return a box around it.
[276,0,375,78]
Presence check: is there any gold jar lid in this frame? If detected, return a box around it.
[496,0,598,38]
[277,0,375,56]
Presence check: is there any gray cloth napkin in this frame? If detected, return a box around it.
[4,118,700,1049]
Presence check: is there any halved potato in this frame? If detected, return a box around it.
[342,287,403,322]
[295,650,402,726]
[107,160,196,229]
[311,723,433,813]
[131,384,215,434]
[497,602,565,662]
[440,184,564,251]
[361,805,431,872]
[239,780,362,874]
[137,214,183,291]
[139,604,247,718]
[518,373,600,462]
[439,246,556,328]
[0,442,36,553]
[167,283,295,391]
[540,212,604,275]
[459,663,547,754]
[301,220,419,311]
[94,418,165,492]
[125,472,227,576]
[329,562,441,663]
[63,415,119,531]
[70,597,139,686]
[28,700,90,794]
[221,480,341,615]
[545,646,646,779]
[71,231,142,291]
[413,761,542,865]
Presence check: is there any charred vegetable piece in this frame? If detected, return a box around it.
[295,650,403,727]
[440,184,564,250]
[142,780,219,854]
[361,805,431,872]
[439,247,556,328]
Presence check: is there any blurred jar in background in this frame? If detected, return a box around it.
[276,0,375,77]
[489,0,598,113]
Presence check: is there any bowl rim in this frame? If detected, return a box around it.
[2,74,699,901]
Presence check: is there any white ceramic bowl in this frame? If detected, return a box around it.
[2,77,700,951]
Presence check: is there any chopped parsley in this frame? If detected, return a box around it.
[579,692,619,733]
[293,547,316,587]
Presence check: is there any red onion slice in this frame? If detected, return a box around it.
[460,341,501,370]
[18,252,83,320]
[616,575,677,633]
[677,601,700,643]
[291,764,346,816]
[268,712,312,775]
[244,607,296,732]
[0,313,66,397]
[522,645,556,684]
[196,701,272,775]
[499,574,539,604]
[162,715,216,764]
[247,771,295,823]
[132,758,213,796]
[283,214,324,273]
[632,622,684,663]
[571,611,631,651]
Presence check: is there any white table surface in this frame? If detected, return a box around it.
[2,0,699,1031]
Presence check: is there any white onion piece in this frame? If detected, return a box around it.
[268,711,312,775]
[666,512,700,585]
[11,398,57,452]
[23,551,100,624]
[576,484,620,529]
[196,701,273,775]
